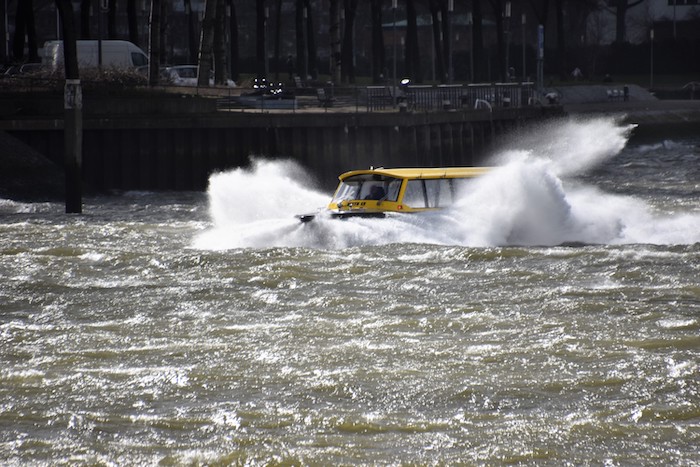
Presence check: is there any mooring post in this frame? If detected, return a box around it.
[64,78,83,214]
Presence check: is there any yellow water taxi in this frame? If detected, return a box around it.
[298,166,490,222]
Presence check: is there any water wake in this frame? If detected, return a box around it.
[194,117,700,249]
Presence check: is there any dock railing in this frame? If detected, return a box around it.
[1,74,537,114]
[371,82,536,113]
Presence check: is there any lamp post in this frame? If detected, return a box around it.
[521,12,526,82]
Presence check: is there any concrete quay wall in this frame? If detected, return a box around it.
[2,107,549,192]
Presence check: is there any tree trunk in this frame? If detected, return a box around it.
[0,0,7,63]
[159,1,168,64]
[127,0,138,45]
[26,0,39,61]
[12,0,27,61]
[340,0,358,83]
[198,0,217,87]
[428,0,444,84]
[441,0,450,82]
[148,0,161,86]
[295,0,306,80]
[304,0,317,79]
[370,0,385,83]
[14,0,39,61]
[405,0,421,83]
[615,1,626,44]
[329,0,341,84]
[108,0,117,39]
[256,0,266,78]
[80,0,91,39]
[555,0,566,80]
[489,1,506,82]
[54,0,79,77]
[274,0,283,81]
[473,0,485,82]
[214,0,227,84]
[184,0,198,63]
[228,0,239,82]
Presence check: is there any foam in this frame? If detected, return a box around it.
[194,118,700,249]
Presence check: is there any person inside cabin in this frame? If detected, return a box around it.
[365,185,386,200]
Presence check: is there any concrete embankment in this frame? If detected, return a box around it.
[548,84,700,137]
[0,92,555,197]
[0,84,697,201]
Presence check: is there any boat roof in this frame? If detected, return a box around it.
[338,166,490,180]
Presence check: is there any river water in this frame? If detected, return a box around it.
[1,117,698,465]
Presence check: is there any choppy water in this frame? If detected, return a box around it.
[1,117,698,465]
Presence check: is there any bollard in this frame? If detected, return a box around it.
[64,79,82,214]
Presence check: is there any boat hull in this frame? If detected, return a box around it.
[297,211,387,223]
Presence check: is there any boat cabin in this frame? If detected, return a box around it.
[299,166,489,222]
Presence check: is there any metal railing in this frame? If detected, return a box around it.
[1,74,537,114]
[394,82,536,112]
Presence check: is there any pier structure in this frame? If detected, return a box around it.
[1,82,556,193]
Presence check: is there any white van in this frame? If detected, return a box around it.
[43,40,148,70]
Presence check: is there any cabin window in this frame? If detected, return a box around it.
[403,179,455,208]
[424,179,453,207]
[332,175,401,203]
[402,180,427,207]
[385,179,402,201]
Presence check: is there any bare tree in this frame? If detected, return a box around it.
[329,0,341,84]
[13,0,40,62]
[296,0,307,79]
[472,0,486,82]
[198,0,217,86]
[487,0,508,81]
[228,0,239,82]
[609,0,644,44]
[184,0,199,63]
[370,0,385,83]
[405,0,421,83]
[0,0,6,63]
[273,0,283,81]
[80,0,91,39]
[108,0,117,38]
[54,0,79,76]
[340,0,359,83]
[555,0,566,80]
[127,0,138,45]
[304,0,318,79]
[256,0,266,78]
[148,0,161,86]
[214,0,227,84]
[428,0,445,83]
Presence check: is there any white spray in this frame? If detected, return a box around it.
[194,117,700,249]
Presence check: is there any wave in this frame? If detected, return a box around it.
[194,117,700,249]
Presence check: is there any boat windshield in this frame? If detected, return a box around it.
[332,175,402,203]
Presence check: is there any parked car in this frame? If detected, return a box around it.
[165,65,235,87]
[2,62,43,77]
